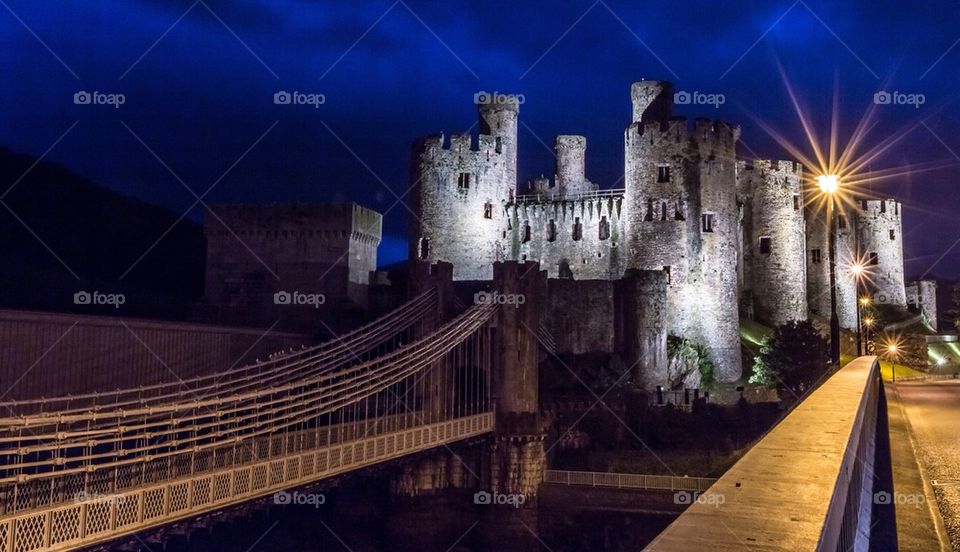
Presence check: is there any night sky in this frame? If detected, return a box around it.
[1,0,958,275]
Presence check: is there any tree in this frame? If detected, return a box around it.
[750,321,829,391]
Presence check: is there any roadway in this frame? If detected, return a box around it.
[894,379,960,550]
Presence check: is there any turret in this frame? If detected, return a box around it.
[478,96,520,192]
[630,80,672,123]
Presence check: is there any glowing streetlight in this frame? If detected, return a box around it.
[817,173,843,365]
[817,174,840,194]
[885,342,900,382]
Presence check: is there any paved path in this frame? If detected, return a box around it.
[894,380,960,550]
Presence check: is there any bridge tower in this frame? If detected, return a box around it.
[487,261,548,501]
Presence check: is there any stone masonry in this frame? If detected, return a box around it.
[410,80,918,388]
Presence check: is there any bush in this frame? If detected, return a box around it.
[750,320,828,391]
[667,335,715,388]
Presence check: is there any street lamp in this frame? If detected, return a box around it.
[886,343,899,383]
[849,261,868,356]
[817,174,842,365]
[864,316,874,353]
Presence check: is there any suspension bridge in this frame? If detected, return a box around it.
[0,266,524,552]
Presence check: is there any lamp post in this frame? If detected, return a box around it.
[864,317,874,354]
[887,343,899,383]
[849,262,868,356]
[817,174,841,365]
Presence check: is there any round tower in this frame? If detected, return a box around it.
[555,135,589,197]
[737,160,808,326]
[478,98,520,193]
[854,199,906,307]
[805,199,858,330]
[623,80,742,383]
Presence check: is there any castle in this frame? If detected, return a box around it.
[410,80,933,387]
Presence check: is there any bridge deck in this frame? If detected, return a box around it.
[0,412,493,552]
[644,357,880,551]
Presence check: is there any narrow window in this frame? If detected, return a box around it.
[418,237,430,259]
[793,194,800,211]
[869,252,879,266]
[660,201,668,221]
[811,249,822,264]
[674,200,685,221]
[457,172,471,192]
[759,236,771,255]
[889,229,895,240]
[664,265,672,285]
[572,217,583,241]
[701,213,715,233]
[483,202,493,219]
[522,221,531,243]
[838,214,847,230]
[657,165,671,183]
[547,219,557,242]
[599,216,610,240]
[880,201,886,214]
[644,199,654,222]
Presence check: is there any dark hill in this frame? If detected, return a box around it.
[0,148,205,318]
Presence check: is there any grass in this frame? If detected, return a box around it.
[878,359,924,381]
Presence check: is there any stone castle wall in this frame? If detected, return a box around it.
[857,199,906,307]
[410,80,920,387]
[204,202,381,323]
[409,101,518,280]
[906,279,938,331]
[737,160,807,326]
[507,196,624,279]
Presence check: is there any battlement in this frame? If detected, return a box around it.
[415,132,504,155]
[737,159,803,176]
[627,116,739,155]
[857,198,901,217]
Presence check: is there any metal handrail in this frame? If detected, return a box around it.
[543,469,716,492]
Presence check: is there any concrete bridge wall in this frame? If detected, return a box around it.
[644,356,882,551]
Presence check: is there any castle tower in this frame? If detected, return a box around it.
[623,80,742,383]
[409,97,521,280]
[855,199,907,307]
[906,279,938,331]
[737,160,808,326]
[478,97,520,195]
[805,200,858,330]
[555,135,595,198]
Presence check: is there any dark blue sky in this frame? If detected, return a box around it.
[1,0,958,276]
